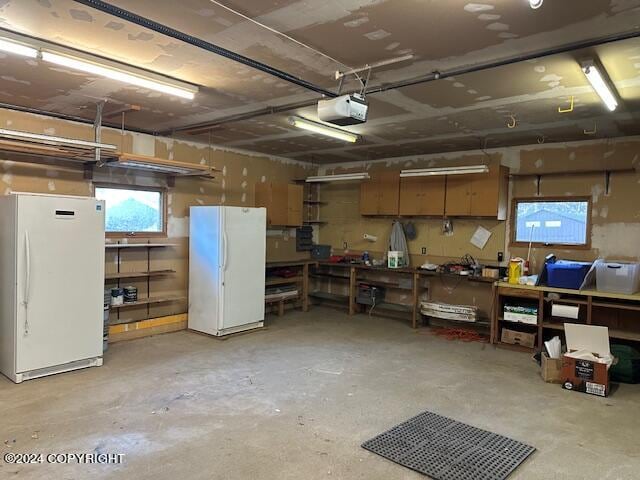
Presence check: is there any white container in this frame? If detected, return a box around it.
[388,251,404,269]
[595,261,640,294]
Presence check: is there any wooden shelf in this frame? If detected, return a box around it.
[265,294,300,304]
[543,321,640,341]
[592,301,640,312]
[110,295,186,309]
[309,291,349,302]
[498,317,538,327]
[105,269,175,280]
[303,200,327,205]
[303,221,327,225]
[375,302,413,313]
[266,276,303,286]
[544,296,588,306]
[311,273,351,280]
[105,243,178,249]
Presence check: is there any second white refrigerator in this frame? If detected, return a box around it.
[188,206,266,336]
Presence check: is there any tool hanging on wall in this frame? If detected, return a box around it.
[558,96,575,113]
[507,115,517,129]
[584,122,598,135]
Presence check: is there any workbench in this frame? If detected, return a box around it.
[493,282,640,353]
[265,260,315,315]
[310,261,496,328]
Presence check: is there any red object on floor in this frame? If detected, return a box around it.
[430,328,488,343]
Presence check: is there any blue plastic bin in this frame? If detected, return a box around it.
[546,260,592,290]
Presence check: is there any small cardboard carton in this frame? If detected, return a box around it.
[501,328,536,348]
[561,324,614,397]
[541,353,563,384]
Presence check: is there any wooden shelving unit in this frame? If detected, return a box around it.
[105,242,181,324]
[492,282,640,352]
[264,261,314,316]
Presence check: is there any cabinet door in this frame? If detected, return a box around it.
[287,184,303,226]
[359,176,379,215]
[445,175,472,216]
[419,176,446,215]
[377,171,400,215]
[470,166,508,218]
[399,176,445,216]
[255,182,288,226]
[399,177,422,215]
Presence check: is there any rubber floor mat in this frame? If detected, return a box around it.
[362,410,535,480]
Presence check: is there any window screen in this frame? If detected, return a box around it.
[514,199,589,246]
[95,186,164,234]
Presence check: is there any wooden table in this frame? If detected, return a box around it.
[265,260,315,315]
[311,262,496,328]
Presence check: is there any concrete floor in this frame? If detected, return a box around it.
[1,307,639,480]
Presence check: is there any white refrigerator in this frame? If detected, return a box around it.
[189,206,266,336]
[0,193,105,383]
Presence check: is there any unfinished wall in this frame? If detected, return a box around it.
[315,137,640,317]
[0,108,314,325]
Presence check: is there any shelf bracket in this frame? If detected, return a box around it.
[94,101,105,165]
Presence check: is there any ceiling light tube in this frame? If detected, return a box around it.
[289,117,359,143]
[400,165,489,177]
[581,60,618,112]
[306,172,370,183]
[529,0,543,9]
[41,51,198,100]
[0,37,38,58]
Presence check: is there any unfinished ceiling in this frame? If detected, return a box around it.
[0,0,639,163]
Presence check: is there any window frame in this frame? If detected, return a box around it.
[510,196,592,250]
[94,183,168,238]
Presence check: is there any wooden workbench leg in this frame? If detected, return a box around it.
[349,267,356,315]
[490,284,497,345]
[278,300,285,317]
[412,272,419,329]
[587,296,592,324]
[302,263,309,312]
[537,291,544,352]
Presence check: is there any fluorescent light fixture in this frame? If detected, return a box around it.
[42,51,197,100]
[306,172,370,183]
[0,128,117,150]
[0,37,38,58]
[529,0,543,9]
[289,117,359,143]
[581,60,618,112]
[115,154,215,176]
[400,165,489,177]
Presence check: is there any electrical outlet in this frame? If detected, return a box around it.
[343,241,348,249]
[421,247,427,255]
[498,251,504,262]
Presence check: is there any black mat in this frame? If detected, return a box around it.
[362,411,535,480]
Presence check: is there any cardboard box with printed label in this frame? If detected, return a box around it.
[561,324,615,397]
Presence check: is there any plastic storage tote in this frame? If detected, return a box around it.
[546,260,592,290]
[595,261,640,295]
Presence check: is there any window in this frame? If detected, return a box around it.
[513,198,590,247]
[95,185,165,236]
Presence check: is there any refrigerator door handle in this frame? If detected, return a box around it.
[223,230,229,272]
[22,230,31,335]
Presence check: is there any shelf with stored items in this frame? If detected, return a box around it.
[493,282,640,353]
[104,242,182,325]
[264,260,314,316]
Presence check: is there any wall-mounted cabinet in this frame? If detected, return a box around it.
[444,166,509,220]
[255,182,303,226]
[399,176,446,216]
[360,171,400,216]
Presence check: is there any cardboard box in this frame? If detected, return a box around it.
[541,353,563,384]
[501,328,536,348]
[561,324,613,397]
